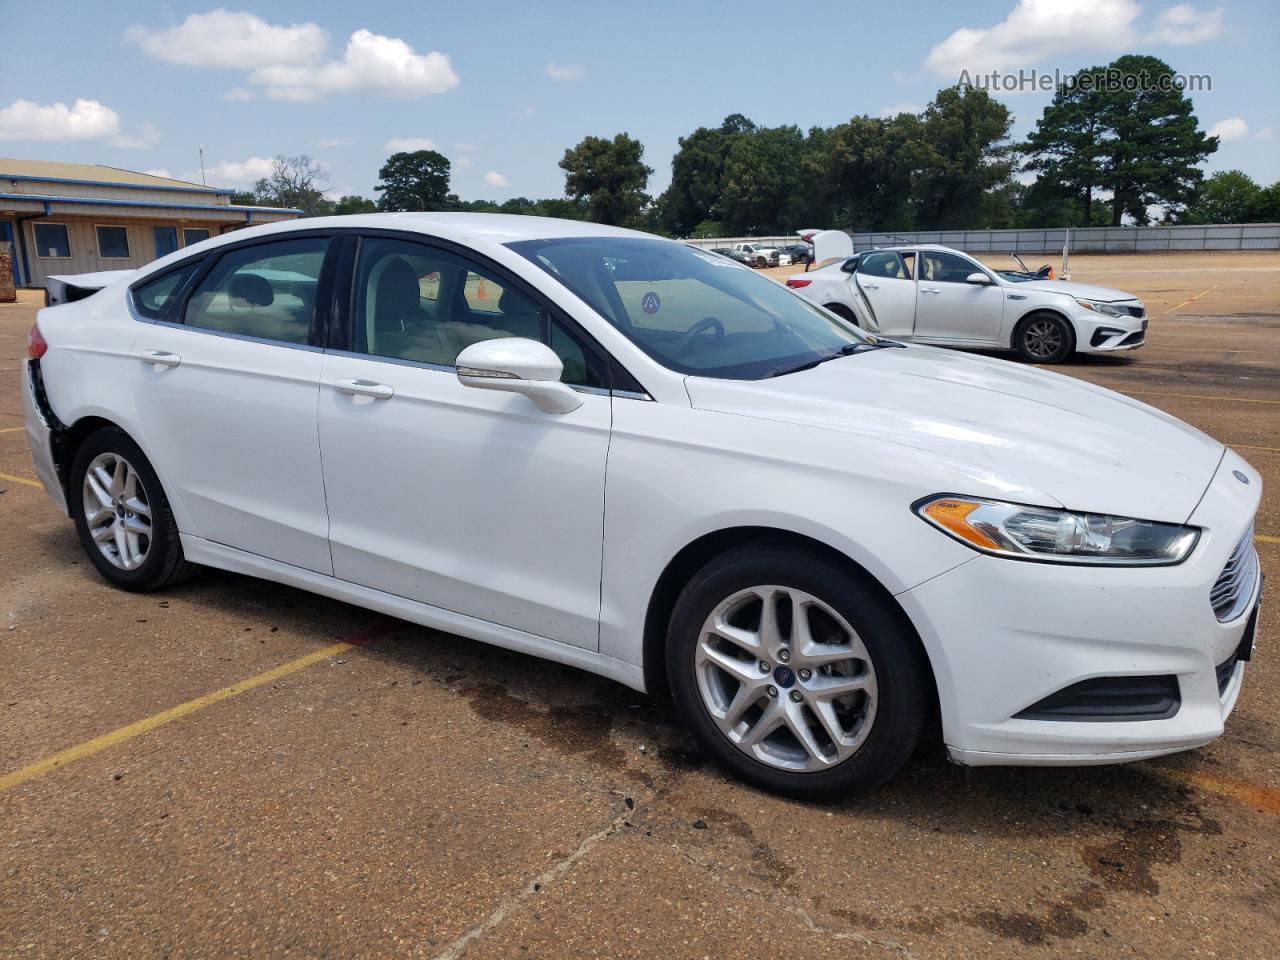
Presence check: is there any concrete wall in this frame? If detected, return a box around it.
[681,224,1280,254]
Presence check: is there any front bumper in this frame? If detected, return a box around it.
[21,359,68,515]
[1072,306,1147,353]
[899,448,1262,766]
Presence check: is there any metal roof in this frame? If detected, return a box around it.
[0,157,228,194]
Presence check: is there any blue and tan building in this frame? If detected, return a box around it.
[0,158,301,288]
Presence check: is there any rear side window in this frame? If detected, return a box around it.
[183,237,328,345]
[132,266,196,320]
[857,252,907,279]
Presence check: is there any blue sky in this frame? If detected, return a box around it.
[2,0,1277,202]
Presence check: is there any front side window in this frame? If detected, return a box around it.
[353,236,605,387]
[33,223,70,258]
[921,251,981,284]
[154,226,179,258]
[183,237,328,344]
[97,226,131,259]
[132,266,196,320]
[508,237,865,380]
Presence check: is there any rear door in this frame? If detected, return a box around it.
[128,234,337,573]
[852,251,917,337]
[912,250,1005,343]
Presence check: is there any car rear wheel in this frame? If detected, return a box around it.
[666,543,930,799]
[1015,312,1075,363]
[71,427,197,591]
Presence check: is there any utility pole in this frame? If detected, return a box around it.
[198,146,207,186]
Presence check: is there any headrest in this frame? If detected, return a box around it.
[374,257,421,318]
[229,273,273,307]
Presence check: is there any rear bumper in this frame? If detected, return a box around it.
[898,449,1262,767]
[21,359,68,515]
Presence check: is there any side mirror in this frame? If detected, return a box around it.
[966,272,993,285]
[456,337,583,414]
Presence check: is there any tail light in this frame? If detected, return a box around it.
[786,278,812,288]
[27,324,48,360]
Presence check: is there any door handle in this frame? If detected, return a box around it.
[861,282,879,290]
[139,350,181,368]
[920,287,942,295]
[333,378,394,400]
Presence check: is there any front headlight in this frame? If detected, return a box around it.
[1074,298,1125,317]
[914,495,1199,565]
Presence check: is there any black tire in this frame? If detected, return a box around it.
[824,303,861,328]
[70,426,198,591]
[666,543,931,800]
[755,256,768,268]
[1014,311,1075,364]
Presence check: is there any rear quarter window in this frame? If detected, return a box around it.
[131,265,197,320]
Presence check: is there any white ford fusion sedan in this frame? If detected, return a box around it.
[24,214,1262,798]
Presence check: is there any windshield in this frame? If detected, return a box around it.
[995,270,1037,283]
[506,237,866,379]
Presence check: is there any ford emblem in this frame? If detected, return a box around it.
[1233,470,1250,484]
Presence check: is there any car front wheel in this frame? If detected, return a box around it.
[666,543,930,799]
[70,426,197,591]
[1015,312,1075,363]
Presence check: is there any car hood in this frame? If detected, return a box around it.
[1009,278,1139,302]
[684,346,1223,523]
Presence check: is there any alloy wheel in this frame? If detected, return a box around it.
[82,452,152,571]
[694,585,878,772]
[1023,318,1063,360]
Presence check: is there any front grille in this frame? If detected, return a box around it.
[1121,304,1145,318]
[1211,525,1259,622]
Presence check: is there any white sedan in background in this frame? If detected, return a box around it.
[786,244,1148,363]
[24,214,1259,798]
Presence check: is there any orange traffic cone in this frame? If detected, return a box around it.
[477,278,488,300]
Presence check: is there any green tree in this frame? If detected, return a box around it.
[909,87,1015,229]
[376,150,453,212]
[333,194,377,215]
[1183,170,1263,223]
[1024,55,1217,225]
[251,154,333,217]
[657,114,756,235]
[1255,182,1280,222]
[719,124,807,234]
[806,115,920,231]
[560,133,652,226]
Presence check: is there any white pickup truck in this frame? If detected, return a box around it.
[731,242,791,268]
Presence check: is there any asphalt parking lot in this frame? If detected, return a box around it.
[2,250,1278,959]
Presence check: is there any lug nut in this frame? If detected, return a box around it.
[777,649,791,663]
[798,668,812,681]
[759,660,771,673]
[766,685,778,698]
[789,690,803,703]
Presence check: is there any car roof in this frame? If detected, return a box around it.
[868,244,969,255]
[273,212,654,245]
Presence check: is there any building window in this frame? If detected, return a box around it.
[97,225,131,259]
[33,223,70,259]
[183,228,211,246]
[153,226,179,258]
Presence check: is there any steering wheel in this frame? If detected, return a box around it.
[676,316,724,355]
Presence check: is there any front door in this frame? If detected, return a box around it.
[912,250,1005,343]
[317,234,612,649]
[851,251,917,337]
[128,234,335,573]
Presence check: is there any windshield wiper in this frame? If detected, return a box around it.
[766,340,901,378]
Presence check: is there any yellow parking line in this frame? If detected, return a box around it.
[0,471,41,488]
[0,641,353,792]
[1258,534,1280,546]
[1121,390,1280,406]
[1159,767,1280,816]
[1163,283,1219,316]
[0,426,25,433]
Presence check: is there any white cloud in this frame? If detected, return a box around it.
[223,88,255,102]
[483,170,509,188]
[251,29,459,102]
[455,156,473,169]
[315,136,353,148]
[925,0,1141,75]
[546,62,585,81]
[1257,127,1274,141]
[0,97,120,141]
[880,103,921,117]
[109,121,161,149]
[1150,3,1223,44]
[144,168,173,179]
[1208,117,1248,141]
[384,136,436,152]
[125,10,326,69]
[199,156,275,184]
